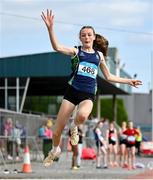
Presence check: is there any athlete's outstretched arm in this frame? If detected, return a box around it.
[99,53,142,88]
[41,9,76,56]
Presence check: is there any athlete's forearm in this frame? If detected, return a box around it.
[106,74,131,85]
[47,27,61,52]
[100,60,132,85]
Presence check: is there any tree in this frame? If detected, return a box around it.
[92,98,128,125]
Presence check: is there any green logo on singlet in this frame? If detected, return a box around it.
[71,55,79,71]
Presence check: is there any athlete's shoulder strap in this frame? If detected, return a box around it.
[70,46,80,72]
[74,46,81,54]
[96,51,102,60]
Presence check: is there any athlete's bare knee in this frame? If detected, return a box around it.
[76,113,87,124]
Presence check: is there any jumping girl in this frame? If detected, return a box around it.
[41,9,142,167]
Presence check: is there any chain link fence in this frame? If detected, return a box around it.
[0,109,50,164]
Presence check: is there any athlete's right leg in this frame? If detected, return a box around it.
[113,144,118,167]
[43,99,75,167]
[127,147,132,169]
[131,146,136,169]
[120,144,124,166]
[108,144,113,167]
[101,146,108,168]
[96,148,101,168]
[120,144,128,168]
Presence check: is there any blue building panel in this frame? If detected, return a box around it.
[0,52,71,77]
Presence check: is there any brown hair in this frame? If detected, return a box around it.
[79,26,96,36]
[94,118,106,130]
[79,26,109,57]
[93,34,109,57]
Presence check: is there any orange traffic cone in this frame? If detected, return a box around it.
[22,146,32,173]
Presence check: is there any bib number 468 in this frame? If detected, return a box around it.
[82,66,95,75]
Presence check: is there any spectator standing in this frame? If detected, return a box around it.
[38,119,53,159]
[12,121,22,161]
[20,125,27,149]
[3,118,13,160]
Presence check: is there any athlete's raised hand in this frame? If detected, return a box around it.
[41,9,54,30]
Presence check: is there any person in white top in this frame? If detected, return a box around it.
[94,119,108,169]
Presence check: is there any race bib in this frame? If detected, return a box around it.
[120,134,127,140]
[127,136,135,142]
[110,136,116,142]
[77,61,98,79]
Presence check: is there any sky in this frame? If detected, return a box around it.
[0,0,153,93]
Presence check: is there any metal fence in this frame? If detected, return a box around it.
[0,109,49,165]
[0,108,48,136]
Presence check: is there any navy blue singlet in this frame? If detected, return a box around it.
[69,47,100,95]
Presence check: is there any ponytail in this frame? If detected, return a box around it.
[93,34,109,57]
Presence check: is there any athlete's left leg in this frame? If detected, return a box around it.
[131,146,136,169]
[70,100,93,145]
[113,144,118,167]
[75,99,93,125]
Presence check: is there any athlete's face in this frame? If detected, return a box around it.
[80,28,95,48]
[122,121,127,128]
[128,121,133,129]
[99,122,103,128]
[109,123,114,129]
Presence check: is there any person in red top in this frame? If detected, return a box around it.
[123,121,138,170]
